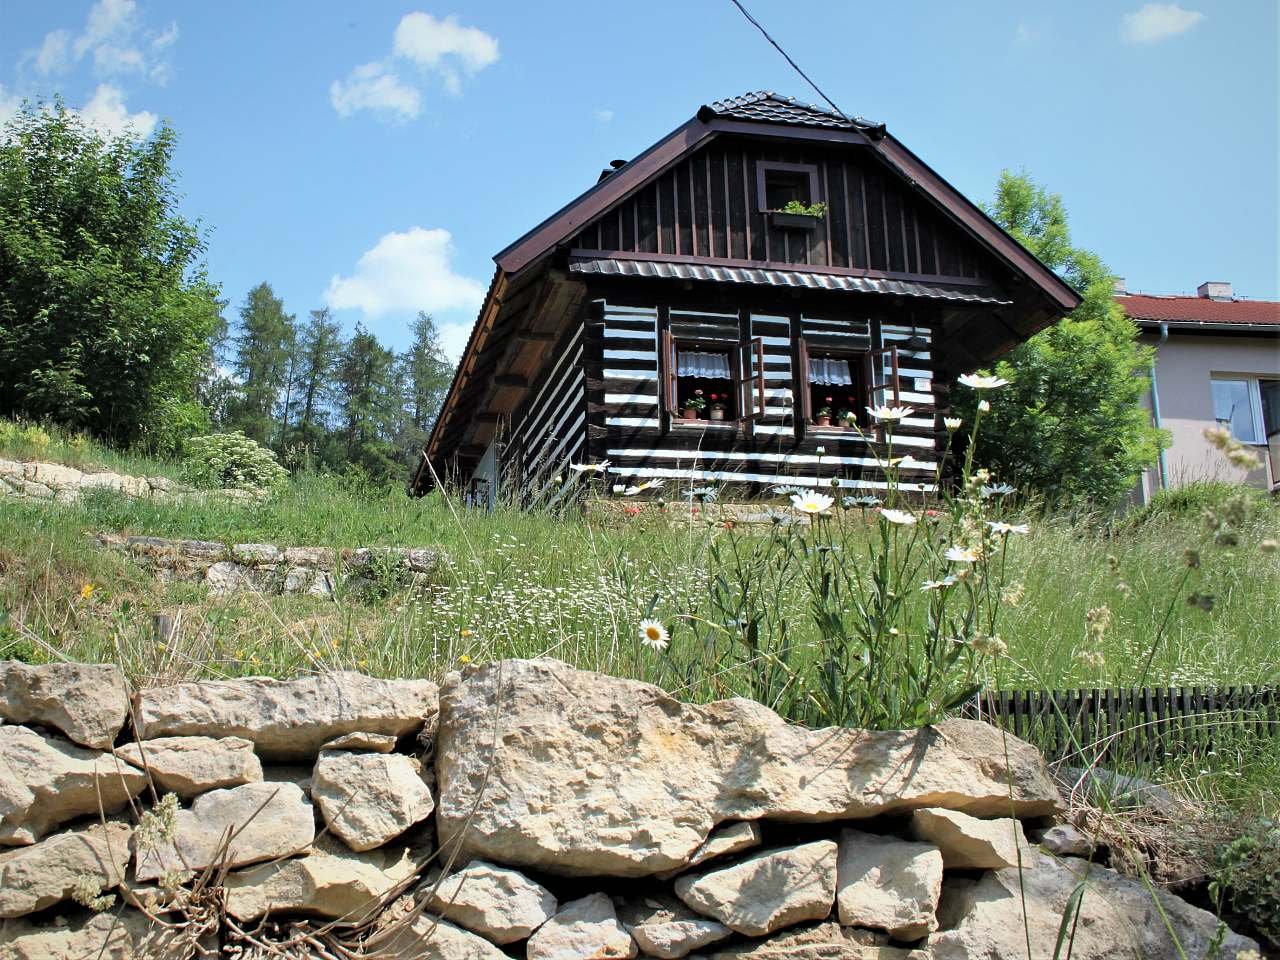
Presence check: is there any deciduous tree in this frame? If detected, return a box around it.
[956,171,1166,505]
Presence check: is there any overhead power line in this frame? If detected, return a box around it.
[726,0,848,120]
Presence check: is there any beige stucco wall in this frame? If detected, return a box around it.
[1137,331,1279,502]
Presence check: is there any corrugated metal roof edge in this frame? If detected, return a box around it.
[567,257,1012,304]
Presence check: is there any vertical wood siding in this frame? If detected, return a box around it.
[570,139,993,283]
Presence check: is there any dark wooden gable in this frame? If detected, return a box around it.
[568,137,997,284]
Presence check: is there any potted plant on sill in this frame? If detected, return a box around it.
[837,408,856,430]
[769,200,828,231]
[815,397,834,427]
[708,393,727,421]
[683,391,707,420]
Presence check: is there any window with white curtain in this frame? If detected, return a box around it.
[676,349,732,379]
[807,356,853,386]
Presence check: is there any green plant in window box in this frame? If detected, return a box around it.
[779,200,828,218]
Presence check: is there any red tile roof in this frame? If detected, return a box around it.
[1119,294,1280,326]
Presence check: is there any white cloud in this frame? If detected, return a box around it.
[74,0,136,58]
[1121,3,1204,43]
[75,83,156,138]
[330,62,421,122]
[325,227,486,318]
[32,29,71,75]
[329,11,498,122]
[437,320,475,362]
[594,108,614,125]
[393,12,498,93]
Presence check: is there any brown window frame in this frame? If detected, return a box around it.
[796,341,900,436]
[756,161,820,213]
[660,331,766,432]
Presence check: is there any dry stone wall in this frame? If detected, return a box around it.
[95,533,442,598]
[0,657,1258,959]
[0,458,255,505]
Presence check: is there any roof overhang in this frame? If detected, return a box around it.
[1135,318,1280,336]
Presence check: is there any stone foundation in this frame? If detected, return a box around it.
[0,458,257,505]
[0,658,1257,959]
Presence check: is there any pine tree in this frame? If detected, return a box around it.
[292,307,342,454]
[334,323,400,478]
[398,312,454,458]
[228,283,294,445]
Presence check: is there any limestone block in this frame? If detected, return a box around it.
[0,660,130,748]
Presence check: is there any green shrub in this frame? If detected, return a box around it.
[0,420,51,457]
[1211,817,1280,946]
[181,433,288,493]
[1135,481,1272,523]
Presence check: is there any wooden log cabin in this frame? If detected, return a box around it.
[412,92,1080,506]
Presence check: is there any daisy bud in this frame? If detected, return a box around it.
[978,399,991,413]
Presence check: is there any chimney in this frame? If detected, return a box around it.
[1113,277,1127,295]
[596,158,627,183]
[1197,281,1233,301]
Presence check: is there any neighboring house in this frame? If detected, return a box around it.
[413,92,1080,506]
[1119,281,1280,502]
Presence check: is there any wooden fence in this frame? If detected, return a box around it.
[964,685,1280,764]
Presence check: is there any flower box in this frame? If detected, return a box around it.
[768,211,822,231]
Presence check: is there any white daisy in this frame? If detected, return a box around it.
[944,417,962,431]
[921,575,960,592]
[638,619,669,651]
[987,521,1030,536]
[958,373,1010,390]
[944,545,981,563]
[879,509,917,526]
[790,492,835,515]
[980,483,1017,498]
[624,479,665,496]
[866,404,916,422]
[569,460,610,474]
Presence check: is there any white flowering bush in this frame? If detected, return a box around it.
[181,432,288,493]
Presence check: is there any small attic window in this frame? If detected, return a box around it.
[757,162,819,212]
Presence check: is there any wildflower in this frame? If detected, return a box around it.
[1002,581,1025,606]
[944,545,981,563]
[880,509,917,526]
[773,484,803,498]
[1086,605,1111,643]
[1261,539,1278,553]
[1116,581,1134,599]
[79,583,95,600]
[1106,554,1121,573]
[1183,548,1201,569]
[1226,446,1260,470]
[1077,649,1106,669]
[638,619,669,651]
[815,445,826,455]
[569,460,610,474]
[460,628,475,638]
[971,634,1008,657]
[978,399,991,413]
[866,404,915,423]
[850,495,882,508]
[623,504,643,516]
[790,492,835,515]
[944,417,962,431]
[765,509,795,526]
[888,627,900,636]
[1202,425,1232,449]
[986,520,1029,536]
[624,479,664,495]
[921,575,959,592]
[457,654,472,664]
[958,373,1010,390]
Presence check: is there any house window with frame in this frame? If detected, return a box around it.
[1211,376,1279,445]
[757,162,819,212]
[659,331,765,427]
[797,340,897,430]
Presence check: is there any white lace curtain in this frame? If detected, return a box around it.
[677,349,732,379]
[808,357,853,386]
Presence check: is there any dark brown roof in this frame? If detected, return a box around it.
[696,91,885,135]
[1119,293,1280,326]
[569,257,1011,304]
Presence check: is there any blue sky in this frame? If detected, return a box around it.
[3,1,1276,359]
